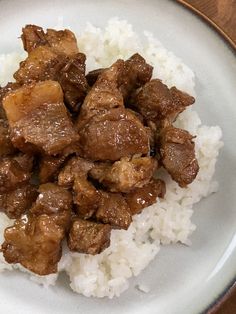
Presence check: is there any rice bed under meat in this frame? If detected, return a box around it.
[0,18,223,298]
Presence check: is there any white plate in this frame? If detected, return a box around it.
[0,0,236,313]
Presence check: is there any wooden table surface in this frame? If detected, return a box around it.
[178,0,236,50]
[176,1,236,313]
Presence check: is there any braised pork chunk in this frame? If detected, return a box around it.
[30,183,72,229]
[78,108,149,161]
[0,158,31,193]
[77,58,151,161]
[68,218,111,255]
[0,184,38,219]
[96,192,132,230]
[125,179,166,215]
[58,53,88,112]
[119,53,153,101]
[21,25,48,53]
[160,126,199,187]
[1,215,65,275]
[131,79,195,123]
[90,157,157,192]
[3,81,79,155]
[77,60,125,128]
[73,177,100,219]
[21,25,78,55]
[58,157,99,219]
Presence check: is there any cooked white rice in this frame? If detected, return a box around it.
[0,18,223,298]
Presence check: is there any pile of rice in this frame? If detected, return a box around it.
[0,18,223,298]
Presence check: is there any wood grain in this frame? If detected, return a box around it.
[177,0,236,50]
[176,1,236,313]
[208,284,236,314]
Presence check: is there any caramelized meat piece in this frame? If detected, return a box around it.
[0,158,31,192]
[14,46,61,84]
[58,157,98,219]
[170,86,195,111]
[119,53,153,100]
[125,179,166,215]
[131,79,195,122]
[58,53,88,112]
[96,192,132,230]
[77,60,125,127]
[0,184,38,219]
[3,81,79,155]
[3,80,63,125]
[160,126,199,187]
[79,108,149,161]
[31,183,72,215]
[39,155,66,184]
[30,183,72,229]
[90,157,157,193]
[10,101,78,154]
[21,25,48,53]
[68,218,111,254]
[21,25,79,56]
[86,68,106,86]
[45,28,79,56]
[58,157,94,187]
[1,215,64,275]
[73,177,100,219]
[131,79,172,121]
[0,119,16,156]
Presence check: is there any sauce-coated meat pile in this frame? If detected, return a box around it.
[0,25,199,275]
